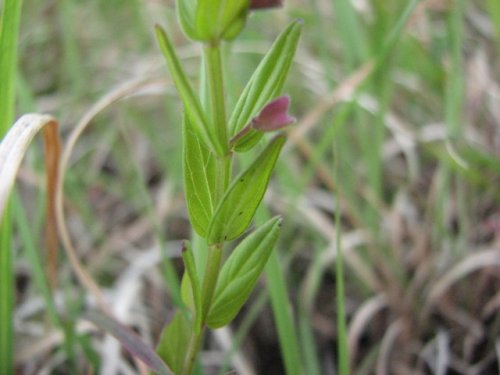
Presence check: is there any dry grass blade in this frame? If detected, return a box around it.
[15,321,96,363]
[376,319,403,375]
[287,61,374,148]
[0,114,59,220]
[348,294,387,364]
[54,76,163,313]
[425,248,500,312]
[83,310,171,375]
[213,327,256,375]
[0,114,61,289]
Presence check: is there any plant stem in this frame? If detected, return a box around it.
[181,325,205,375]
[182,39,230,375]
[215,154,231,205]
[203,42,228,155]
[0,1,23,373]
[181,244,223,375]
[201,244,223,321]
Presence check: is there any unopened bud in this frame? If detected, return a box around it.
[250,0,283,10]
[252,95,295,131]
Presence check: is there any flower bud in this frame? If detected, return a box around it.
[252,95,295,131]
[177,0,250,42]
[250,0,283,10]
[230,95,295,152]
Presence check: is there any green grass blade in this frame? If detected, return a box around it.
[59,0,85,96]
[265,250,304,375]
[0,1,23,373]
[487,0,500,42]
[374,0,421,69]
[298,304,321,375]
[331,0,369,67]
[0,1,21,131]
[12,192,60,326]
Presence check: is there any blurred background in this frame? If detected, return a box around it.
[11,0,500,374]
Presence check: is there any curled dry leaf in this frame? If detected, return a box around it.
[0,114,61,289]
[0,114,60,218]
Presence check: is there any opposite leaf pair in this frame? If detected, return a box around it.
[159,216,282,374]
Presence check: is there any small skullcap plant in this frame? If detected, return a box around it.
[155,1,301,373]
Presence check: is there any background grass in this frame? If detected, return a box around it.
[0,1,23,374]
[6,0,500,374]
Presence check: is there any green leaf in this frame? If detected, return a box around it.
[233,128,264,152]
[183,115,216,237]
[221,11,247,41]
[155,25,223,155]
[176,0,200,40]
[0,1,23,371]
[229,20,302,136]
[156,311,192,375]
[207,134,286,244]
[207,217,282,328]
[181,271,194,311]
[181,241,202,333]
[196,0,248,41]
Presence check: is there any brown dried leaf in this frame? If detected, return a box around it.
[0,114,61,289]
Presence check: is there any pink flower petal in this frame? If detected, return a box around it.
[250,0,283,10]
[252,95,296,131]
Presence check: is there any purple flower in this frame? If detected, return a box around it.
[250,0,283,10]
[252,95,295,131]
[230,95,295,151]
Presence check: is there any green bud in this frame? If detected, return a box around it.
[177,0,250,42]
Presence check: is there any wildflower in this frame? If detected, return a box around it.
[231,95,295,151]
[252,95,295,131]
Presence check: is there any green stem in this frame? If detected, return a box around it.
[0,1,23,373]
[214,154,231,205]
[181,40,230,375]
[181,326,205,375]
[203,42,228,154]
[181,244,223,375]
[200,244,223,321]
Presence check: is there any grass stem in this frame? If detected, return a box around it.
[0,1,23,373]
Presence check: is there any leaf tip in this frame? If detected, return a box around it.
[154,23,163,33]
[277,216,284,227]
